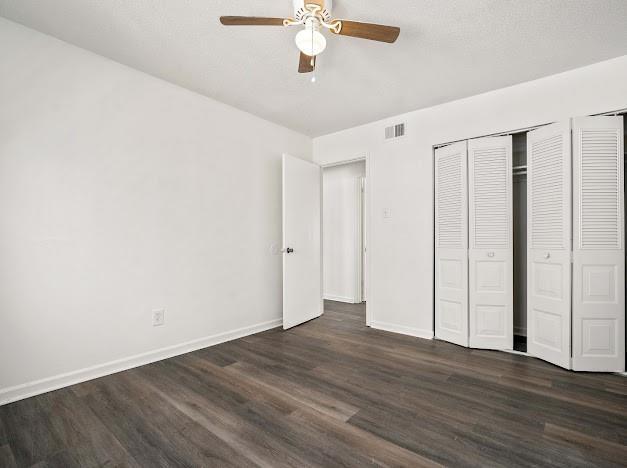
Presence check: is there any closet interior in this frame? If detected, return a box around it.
[512,132,527,352]
[434,113,626,372]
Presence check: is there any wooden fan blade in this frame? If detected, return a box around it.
[220,16,285,26]
[333,20,400,43]
[298,52,316,73]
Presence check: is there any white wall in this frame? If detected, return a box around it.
[314,55,627,339]
[323,161,365,303]
[0,18,311,403]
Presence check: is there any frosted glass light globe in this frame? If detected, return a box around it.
[295,29,327,56]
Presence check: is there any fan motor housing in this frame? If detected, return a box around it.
[293,0,332,22]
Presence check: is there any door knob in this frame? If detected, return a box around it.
[544,252,551,259]
[282,247,294,254]
[487,252,495,258]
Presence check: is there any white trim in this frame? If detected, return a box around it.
[323,294,358,303]
[594,108,627,116]
[370,321,434,340]
[320,154,366,168]
[0,318,281,406]
[433,123,549,149]
[360,176,367,303]
[364,152,373,326]
[319,164,325,319]
[355,175,365,304]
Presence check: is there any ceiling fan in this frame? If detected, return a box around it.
[220,0,400,76]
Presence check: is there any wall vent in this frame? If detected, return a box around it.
[385,123,405,140]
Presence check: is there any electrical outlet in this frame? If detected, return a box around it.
[152,309,165,327]
[383,208,392,219]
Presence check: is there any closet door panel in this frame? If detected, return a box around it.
[527,121,572,369]
[435,141,469,347]
[468,136,513,349]
[572,116,625,372]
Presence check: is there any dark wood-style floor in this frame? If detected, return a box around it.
[1,301,626,467]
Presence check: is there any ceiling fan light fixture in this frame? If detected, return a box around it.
[295,28,326,56]
[220,0,400,75]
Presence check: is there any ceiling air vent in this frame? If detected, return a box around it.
[385,123,405,141]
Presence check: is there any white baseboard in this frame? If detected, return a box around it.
[0,318,282,406]
[370,321,434,340]
[323,294,358,303]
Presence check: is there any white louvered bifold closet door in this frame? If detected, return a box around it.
[435,141,469,347]
[468,136,513,349]
[572,116,625,372]
[527,121,572,369]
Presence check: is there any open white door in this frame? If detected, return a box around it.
[572,116,625,372]
[435,141,469,347]
[468,136,513,349]
[527,121,572,369]
[282,154,323,330]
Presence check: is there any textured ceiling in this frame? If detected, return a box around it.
[2,0,627,136]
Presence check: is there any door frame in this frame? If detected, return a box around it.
[358,175,367,303]
[320,154,372,326]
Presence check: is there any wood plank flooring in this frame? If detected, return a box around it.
[1,300,626,467]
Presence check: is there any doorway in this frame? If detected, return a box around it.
[322,160,367,322]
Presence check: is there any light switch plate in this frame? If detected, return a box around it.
[383,208,392,219]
